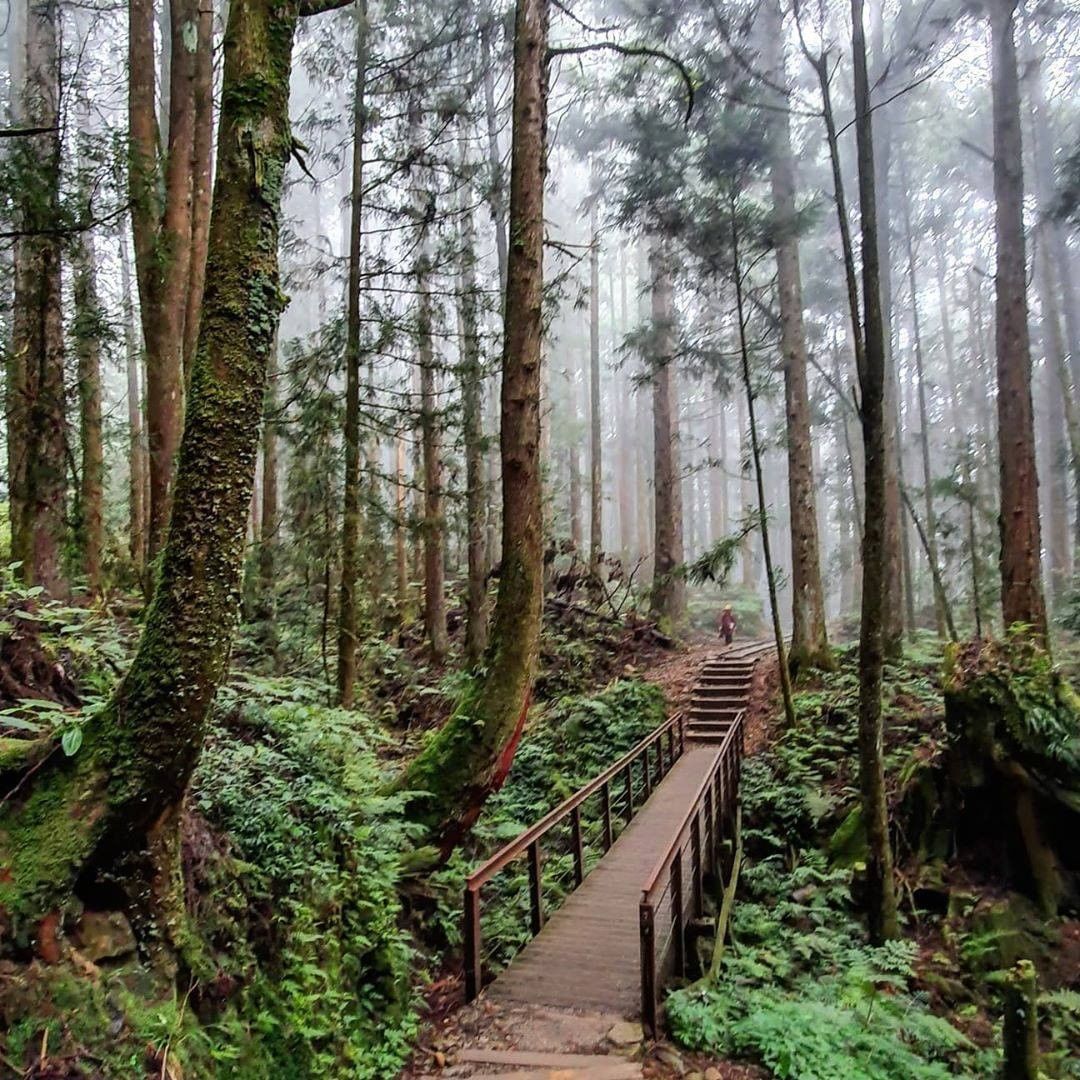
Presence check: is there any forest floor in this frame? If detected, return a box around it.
[401,637,781,1080]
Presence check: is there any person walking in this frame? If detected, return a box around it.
[719,603,737,646]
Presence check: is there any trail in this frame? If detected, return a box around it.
[403,640,779,1080]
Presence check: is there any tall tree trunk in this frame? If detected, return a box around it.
[13,0,66,594]
[709,396,727,544]
[852,0,899,943]
[899,164,947,637]
[5,0,27,569]
[119,228,147,577]
[569,375,583,550]
[182,0,214,384]
[399,0,548,851]
[459,128,490,665]
[649,245,686,631]
[259,343,279,605]
[989,0,1047,641]
[395,433,409,616]
[761,0,830,671]
[589,202,603,570]
[129,0,202,559]
[869,0,905,657]
[419,249,448,661]
[336,0,368,707]
[73,223,105,595]
[730,195,796,725]
[0,0,300,930]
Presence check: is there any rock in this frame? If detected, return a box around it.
[607,1021,644,1047]
[433,1051,446,1068]
[792,884,818,903]
[704,1069,722,1080]
[655,1045,686,1075]
[74,911,136,963]
[964,894,1051,972]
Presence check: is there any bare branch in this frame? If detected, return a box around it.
[547,42,695,124]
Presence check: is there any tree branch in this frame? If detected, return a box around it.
[547,42,695,124]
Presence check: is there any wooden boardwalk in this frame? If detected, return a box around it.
[485,742,724,1014]
[484,641,771,1018]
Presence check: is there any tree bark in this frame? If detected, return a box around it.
[0,0,299,932]
[730,194,796,726]
[419,249,448,662]
[337,0,368,707]
[761,0,830,672]
[899,162,948,637]
[589,201,603,570]
[129,0,204,559]
[258,341,279,609]
[399,0,548,852]
[119,228,147,578]
[989,0,1047,641]
[649,244,686,631]
[73,220,105,595]
[851,0,899,943]
[459,126,490,665]
[12,0,66,595]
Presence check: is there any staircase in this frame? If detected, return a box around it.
[685,641,772,744]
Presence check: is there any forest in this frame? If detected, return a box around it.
[0,0,1079,1074]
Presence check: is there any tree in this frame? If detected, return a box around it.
[72,206,105,594]
[0,0,321,940]
[851,0,899,944]
[129,0,213,560]
[759,0,831,673]
[399,0,548,852]
[649,244,686,631]
[10,0,67,595]
[589,198,603,571]
[458,124,490,666]
[337,0,369,707]
[988,0,1046,641]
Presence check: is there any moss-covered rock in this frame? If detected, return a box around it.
[942,638,1080,914]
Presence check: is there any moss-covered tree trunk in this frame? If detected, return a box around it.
[0,0,299,942]
[399,0,548,854]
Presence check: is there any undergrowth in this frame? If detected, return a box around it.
[668,642,1079,1079]
[431,678,668,970]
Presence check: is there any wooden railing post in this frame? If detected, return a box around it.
[643,750,652,799]
[640,902,657,1036]
[528,840,544,934]
[571,804,584,886]
[655,738,664,782]
[601,781,613,851]
[691,814,703,917]
[624,763,634,821]
[705,786,716,875]
[464,886,482,1002]
[671,850,685,977]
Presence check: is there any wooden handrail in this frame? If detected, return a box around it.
[640,712,742,903]
[639,708,746,1034]
[466,709,683,889]
[463,708,685,1001]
